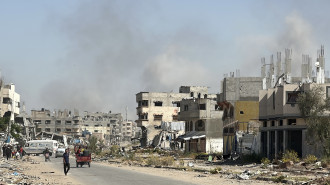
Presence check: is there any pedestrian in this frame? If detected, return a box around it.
[63,148,70,175]
[5,146,12,160]
[2,145,5,157]
[19,146,23,159]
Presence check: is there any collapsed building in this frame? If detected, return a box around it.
[135,86,219,147]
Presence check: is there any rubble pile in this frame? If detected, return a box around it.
[0,157,43,185]
[91,148,330,185]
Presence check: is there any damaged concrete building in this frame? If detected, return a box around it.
[80,111,125,145]
[31,108,81,137]
[259,46,327,159]
[178,95,223,153]
[135,86,213,147]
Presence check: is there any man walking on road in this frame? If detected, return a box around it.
[63,148,70,175]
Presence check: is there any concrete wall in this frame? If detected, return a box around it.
[222,77,263,104]
[234,101,259,131]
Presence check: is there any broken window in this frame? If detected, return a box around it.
[279,120,283,126]
[45,120,51,124]
[36,128,41,132]
[2,97,12,104]
[240,111,244,115]
[56,128,61,132]
[271,121,275,126]
[263,121,267,127]
[287,91,300,104]
[288,119,296,125]
[172,101,180,107]
[66,129,71,132]
[154,115,163,121]
[56,120,61,125]
[172,115,178,121]
[107,124,110,127]
[141,100,149,107]
[195,120,205,131]
[34,120,41,124]
[45,128,51,132]
[327,86,330,98]
[66,121,72,125]
[204,94,208,99]
[199,104,206,110]
[190,92,194,97]
[154,101,163,106]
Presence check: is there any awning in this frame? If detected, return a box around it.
[178,131,206,141]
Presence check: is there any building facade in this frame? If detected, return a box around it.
[136,86,212,147]
[179,97,223,153]
[31,109,81,137]
[259,83,327,158]
[0,83,20,117]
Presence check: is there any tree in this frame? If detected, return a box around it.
[297,85,330,157]
[0,117,9,132]
[88,136,98,154]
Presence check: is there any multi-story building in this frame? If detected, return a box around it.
[259,83,326,158]
[178,97,223,153]
[0,83,20,117]
[136,86,211,147]
[80,111,123,145]
[31,109,81,137]
[259,45,327,159]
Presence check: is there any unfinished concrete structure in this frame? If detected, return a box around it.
[136,86,214,147]
[178,96,223,153]
[259,46,327,159]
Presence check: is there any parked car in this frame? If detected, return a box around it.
[55,147,66,158]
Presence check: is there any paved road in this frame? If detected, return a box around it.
[49,156,197,185]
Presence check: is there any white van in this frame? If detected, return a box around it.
[23,140,58,156]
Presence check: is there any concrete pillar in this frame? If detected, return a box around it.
[275,130,278,159]
[267,131,270,158]
[283,130,287,152]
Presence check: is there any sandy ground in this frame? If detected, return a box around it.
[19,156,277,185]
[20,156,273,185]
[96,162,277,185]
[20,155,81,185]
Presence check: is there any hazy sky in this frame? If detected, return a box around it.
[1,0,330,120]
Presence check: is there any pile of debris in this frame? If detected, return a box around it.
[0,157,42,185]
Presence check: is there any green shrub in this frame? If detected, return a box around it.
[161,156,174,166]
[321,156,330,168]
[273,175,285,183]
[282,150,300,163]
[261,157,270,165]
[209,167,222,174]
[303,154,318,164]
[146,156,174,167]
